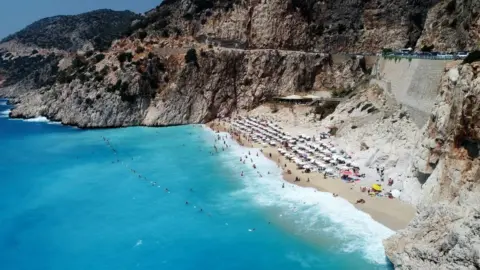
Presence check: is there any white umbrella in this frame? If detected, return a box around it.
[391,189,401,198]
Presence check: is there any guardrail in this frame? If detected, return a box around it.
[382,54,465,61]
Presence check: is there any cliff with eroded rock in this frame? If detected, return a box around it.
[1,1,480,268]
[9,37,366,127]
[384,63,480,270]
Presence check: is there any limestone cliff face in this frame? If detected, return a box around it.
[1,9,140,52]
[0,9,140,98]
[416,0,480,51]
[9,45,365,128]
[384,63,480,270]
[147,0,439,52]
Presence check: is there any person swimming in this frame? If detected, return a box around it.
[282,183,285,188]
[185,201,189,205]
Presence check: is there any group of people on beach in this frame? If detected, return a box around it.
[214,118,376,206]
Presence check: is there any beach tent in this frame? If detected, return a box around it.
[391,189,401,198]
[372,184,382,192]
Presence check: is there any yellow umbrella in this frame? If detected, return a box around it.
[372,184,382,192]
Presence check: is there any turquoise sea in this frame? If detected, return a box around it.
[0,99,393,270]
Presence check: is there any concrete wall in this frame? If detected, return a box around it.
[372,58,448,128]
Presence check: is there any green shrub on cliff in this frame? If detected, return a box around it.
[185,48,198,67]
[135,46,145,54]
[117,52,133,63]
[462,51,480,64]
[94,53,105,63]
[421,44,434,52]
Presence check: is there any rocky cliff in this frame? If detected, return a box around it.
[9,37,366,127]
[416,0,480,51]
[143,0,440,52]
[384,63,480,270]
[0,9,140,97]
[1,9,140,52]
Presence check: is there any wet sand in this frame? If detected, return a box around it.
[207,120,416,231]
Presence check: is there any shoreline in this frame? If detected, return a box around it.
[207,120,416,231]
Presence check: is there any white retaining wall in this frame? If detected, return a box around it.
[372,58,448,128]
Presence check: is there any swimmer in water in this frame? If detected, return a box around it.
[165,188,169,192]
[282,183,285,188]
[185,201,189,205]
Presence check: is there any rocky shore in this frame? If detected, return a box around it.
[6,48,366,128]
[383,63,480,270]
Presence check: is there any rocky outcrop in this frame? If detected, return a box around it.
[9,44,366,128]
[1,9,140,52]
[145,0,439,52]
[0,9,141,98]
[384,63,480,270]
[416,0,480,51]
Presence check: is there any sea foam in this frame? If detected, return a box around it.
[0,109,10,118]
[23,116,61,125]
[203,127,394,265]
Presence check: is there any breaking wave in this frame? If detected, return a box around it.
[0,109,11,118]
[203,127,394,265]
[23,116,61,125]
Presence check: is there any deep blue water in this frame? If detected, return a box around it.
[0,99,393,270]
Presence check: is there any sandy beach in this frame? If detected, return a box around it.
[207,119,416,231]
